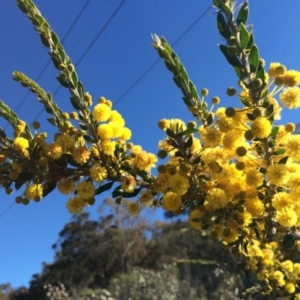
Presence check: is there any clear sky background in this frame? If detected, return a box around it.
[1,0,300,289]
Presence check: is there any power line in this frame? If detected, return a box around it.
[3,0,91,131]
[33,0,126,122]
[114,5,212,107]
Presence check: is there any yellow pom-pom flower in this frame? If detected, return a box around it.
[97,123,114,140]
[250,117,272,139]
[162,192,182,211]
[76,181,95,199]
[25,184,43,201]
[280,86,300,109]
[58,178,76,195]
[90,163,107,182]
[93,103,111,122]
[168,173,189,196]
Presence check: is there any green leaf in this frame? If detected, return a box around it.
[236,2,249,26]
[56,76,69,88]
[95,181,114,195]
[270,126,279,137]
[43,180,57,198]
[177,128,198,136]
[278,156,289,164]
[246,113,255,121]
[83,135,93,143]
[182,96,193,107]
[78,81,84,99]
[240,97,252,107]
[213,0,222,9]
[192,156,201,164]
[217,12,231,39]
[282,234,295,249]
[70,97,80,110]
[47,117,58,126]
[206,113,213,126]
[249,45,259,72]
[62,154,80,167]
[166,128,176,138]
[51,54,61,70]
[39,34,50,47]
[246,33,254,49]
[273,148,285,156]
[51,32,59,46]
[184,136,193,148]
[15,180,25,191]
[256,65,265,81]
[265,104,274,118]
[239,23,249,50]
[219,45,242,68]
[70,71,78,88]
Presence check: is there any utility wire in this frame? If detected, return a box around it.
[114,5,212,107]
[33,0,126,122]
[3,0,91,132]
[0,4,209,221]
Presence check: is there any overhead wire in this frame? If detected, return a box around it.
[3,0,91,131]
[33,0,125,122]
[0,3,210,220]
[114,5,212,107]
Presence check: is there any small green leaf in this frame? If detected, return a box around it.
[70,71,78,88]
[278,156,289,164]
[206,113,213,126]
[249,45,259,72]
[51,54,61,70]
[213,0,222,9]
[246,113,255,121]
[56,76,69,88]
[177,128,198,136]
[273,148,285,156]
[236,2,249,26]
[246,33,254,49]
[219,45,242,68]
[184,136,193,148]
[15,180,25,191]
[95,181,114,195]
[270,126,279,137]
[70,97,80,110]
[166,128,176,138]
[43,180,57,198]
[62,154,80,167]
[51,32,59,46]
[192,156,201,164]
[240,98,252,107]
[256,65,265,81]
[239,23,249,50]
[217,12,231,39]
[282,234,295,249]
[265,104,274,118]
[39,34,50,47]
[182,96,193,107]
[47,117,58,126]
[83,135,93,143]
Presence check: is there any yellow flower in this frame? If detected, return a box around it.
[90,163,107,182]
[168,173,189,196]
[246,169,263,186]
[13,137,29,156]
[138,190,153,206]
[66,196,85,214]
[272,192,294,210]
[266,163,290,185]
[280,86,300,109]
[250,117,272,139]
[101,139,116,156]
[55,134,75,153]
[72,145,90,164]
[25,184,43,201]
[109,110,125,127]
[131,150,157,172]
[126,201,140,215]
[285,282,296,294]
[121,175,136,193]
[76,181,95,199]
[120,127,132,140]
[57,178,76,195]
[268,62,286,77]
[162,192,182,211]
[93,103,111,122]
[245,197,264,217]
[282,70,300,87]
[199,125,222,148]
[285,135,300,161]
[204,188,228,212]
[97,123,114,140]
[43,142,63,160]
[276,207,297,227]
[188,209,203,230]
[281,260,294,273]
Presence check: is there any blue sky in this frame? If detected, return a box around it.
[1,0,300,289]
